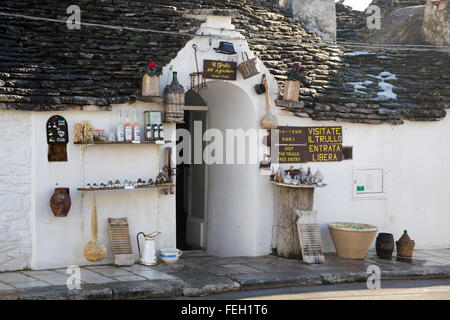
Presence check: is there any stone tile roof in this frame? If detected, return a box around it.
[0,0,448,125]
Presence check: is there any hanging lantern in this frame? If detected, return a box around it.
[189,44,207,96]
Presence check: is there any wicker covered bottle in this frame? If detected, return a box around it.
[396,230,415,257]
[164,71,185,123]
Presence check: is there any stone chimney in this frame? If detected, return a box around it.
[280,0,336,41]
[422,0,449,46]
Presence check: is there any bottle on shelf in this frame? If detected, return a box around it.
[159,124,164,141]
[116,109,124,142]
[146,122,152,141]
[108,125,115,142]
[153,124,159,141]
[132,109,141,143]
[124,109,132,141]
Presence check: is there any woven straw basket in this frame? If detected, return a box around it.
[238,52,260,80]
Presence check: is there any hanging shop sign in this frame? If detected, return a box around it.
[203,59,237,81]
[47,115,69,162]
[47,115,69,144]
[273,126,343,164]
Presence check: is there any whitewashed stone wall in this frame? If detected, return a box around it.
[0,110,32,271]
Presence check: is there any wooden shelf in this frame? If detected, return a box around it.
[77,183,175,192]
[134,95,164,103]
[271,181,327,189]
[74,140,171,145]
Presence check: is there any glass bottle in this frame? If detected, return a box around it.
[159,124,164,141]
[132,109,141,142]
[153,124,159,140]
[116,109,124,142]
[108,125,115,142]
[124,109,132,141]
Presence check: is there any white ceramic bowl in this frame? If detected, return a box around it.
[159,248,182,263]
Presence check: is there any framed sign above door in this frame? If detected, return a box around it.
[203,60,237,81]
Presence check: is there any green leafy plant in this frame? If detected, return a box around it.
[287,64,309,86]
[140,61,162,77]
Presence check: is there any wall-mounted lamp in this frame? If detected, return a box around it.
[214,41,236,55]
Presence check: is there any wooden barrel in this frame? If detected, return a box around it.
[376,233,394,259]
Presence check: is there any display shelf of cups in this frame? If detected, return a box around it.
[74,140,171,145]
[78,176,174,192]
[77,183,175,192]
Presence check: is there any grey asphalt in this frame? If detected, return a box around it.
[161,278,450,300]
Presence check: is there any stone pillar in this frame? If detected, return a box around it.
[285,0,337,41]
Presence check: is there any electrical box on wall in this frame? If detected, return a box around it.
[353,166,387,199]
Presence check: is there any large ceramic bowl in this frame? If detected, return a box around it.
[328,222,378,259]
[159,248,182,263]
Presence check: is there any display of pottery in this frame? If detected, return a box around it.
[50,187,71,217]
[84,193,107,262]
[328,222,378,259]
[271,166,326,187]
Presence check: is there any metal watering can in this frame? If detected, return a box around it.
[136,231,161,265]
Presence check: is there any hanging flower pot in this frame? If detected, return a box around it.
[140,61,162,97]
[142,74,160,97]
[50,187,71,217]
[283,64,309,102]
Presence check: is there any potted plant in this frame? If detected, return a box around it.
[283,64,309,102]
[140,61,162,97]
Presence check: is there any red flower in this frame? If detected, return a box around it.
[147,61,157,69]
[292,64,305,73]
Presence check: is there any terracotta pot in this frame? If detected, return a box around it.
[50,187,71,217]
[376,233,395,259]
[283,80,300,102]
[328,222,378,259]
[142,74,160,96]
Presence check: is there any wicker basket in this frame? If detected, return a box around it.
[396,243,415,257]
[238,52,260,80]
[164,72,185,123]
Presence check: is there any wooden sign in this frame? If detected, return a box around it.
[47,115,68,162]
[275,145,308,164]
[203,60,237,81]
[273,126,343,164]
[47,115,68,145]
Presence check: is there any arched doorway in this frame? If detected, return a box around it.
[203,82,258,257]
[176,82,258,256]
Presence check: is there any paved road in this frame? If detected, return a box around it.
[164,278,450,300]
